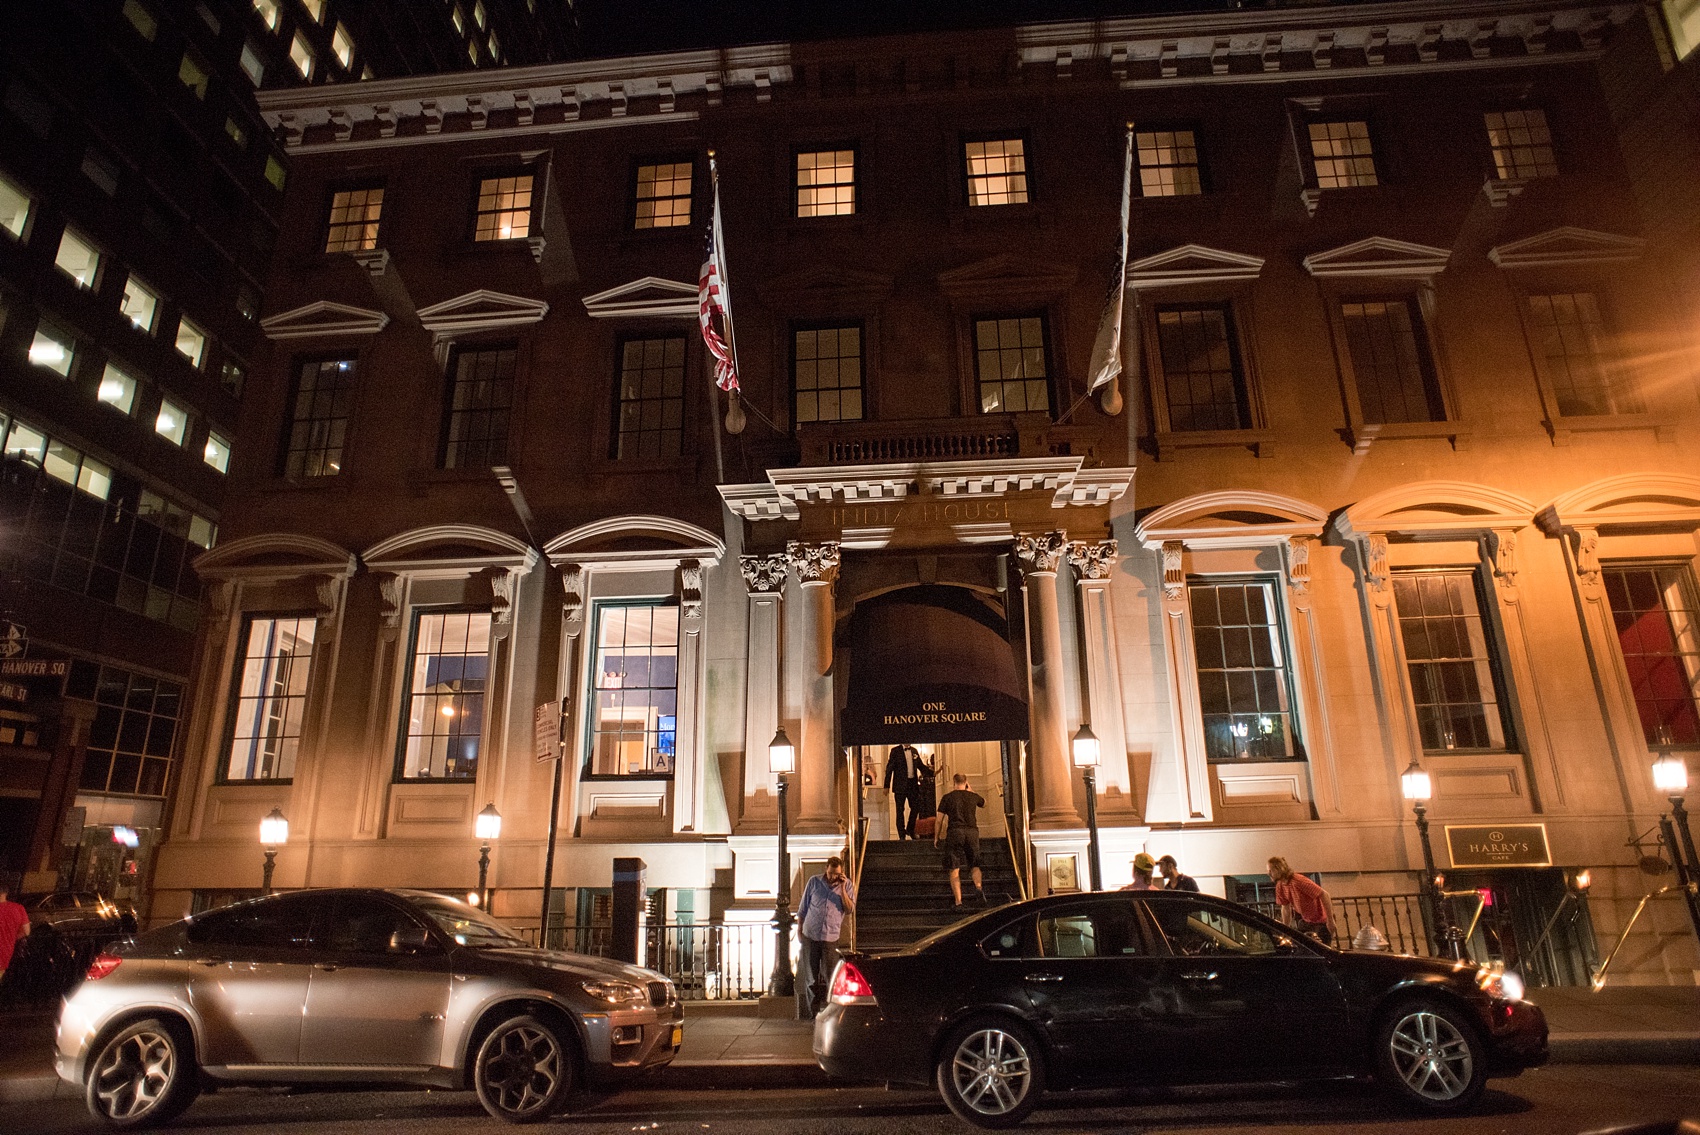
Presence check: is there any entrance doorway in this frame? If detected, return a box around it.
[926,741,1007,838]
[1445,868,1597,987]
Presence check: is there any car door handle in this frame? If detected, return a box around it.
[1179,971,1219,982]
[313,963,338,972]
[1024,973,1064,983]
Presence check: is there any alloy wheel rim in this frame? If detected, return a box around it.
[1388,1010,1473,1100]
[480,1025,562,1115]
[952,1027,1032,1115]
[93,1030,174,1121]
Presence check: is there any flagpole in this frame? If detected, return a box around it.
[708,152,746,438]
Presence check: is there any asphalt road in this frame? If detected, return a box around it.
[3,1066,1697,1135]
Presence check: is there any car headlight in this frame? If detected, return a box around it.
[1477,967,1525,1002]
[581,980,648,1005]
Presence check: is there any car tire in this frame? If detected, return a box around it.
[473,1014,576,1124]
[83,1017,200,1130]
[935,1016,1046,1129]
[1374,998,1487,1113]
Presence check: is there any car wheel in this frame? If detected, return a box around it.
[84,1017,199,1130]
[1375,999,1487,1113]
[473,1014,575,1124]
[935,1016,1046,1129]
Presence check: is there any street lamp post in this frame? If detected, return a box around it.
[768,726,796,1001]
[1399,760,1452,956]
[475,803,502,910]
[259,807,288,896]
[1072,724,1102,892]
[1651,743,1700,946]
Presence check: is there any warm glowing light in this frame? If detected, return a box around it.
[28,341,64,365]
[440,704,456,717]
[1573,869,1592,892]
[475,803,502,841]
[768,726,795,774]
[1652,751,1689,794]
[1071,723,1100,768]
[259,806,289,847]
[466,891,480,906]
[1400,759,1432,802]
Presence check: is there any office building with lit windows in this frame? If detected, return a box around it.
[150,0,1700,988]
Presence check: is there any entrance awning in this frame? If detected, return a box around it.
[841,588,1028,745]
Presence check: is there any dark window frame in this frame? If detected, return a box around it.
[582,597,682,782]
[610,332,688,462]
[960,131,1034,208]
[279,352,358,479]
[1187,574,1306,764]
[393,606,495,784]
[438,340,518,469]
[792,142,859,219]
[790,319,866,426]
[1150,302,1253,432]
[628,154,696,232]
[1335,293,1447,425]
[1134,124,1208,198]
[467,163,539,244]
[321,179,386,254]
[970,311,1054,417]
[1391,567,1517,754]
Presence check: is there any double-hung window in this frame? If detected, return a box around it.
[796,148,855,217]
[614,336,685,459]
[974,315,1049,414]
[964,136,1029,206]
[633,160,692,229]
[1393,571,1510,751]
[1153,305,1251,431]
[223,614,317,781]
[1338,297,1445,423]
[325,185,384,252]
[397,610,491,781]
[793,324,863,423]
[440,343,515,468]
[589,602,679,777]
[1604,565,1700,745]
[281,356,356,478]
[1136,129,1203,197]
[472,170,534,241]
[1485,109,1557,181]
[1308,120,1378,188]
[1190,579,1299,761]
[1525,292,1637,417]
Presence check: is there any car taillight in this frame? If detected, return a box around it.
[829,960,876,1005]
[85,953,122,981]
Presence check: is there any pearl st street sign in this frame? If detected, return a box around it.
[1444,823,1553,868]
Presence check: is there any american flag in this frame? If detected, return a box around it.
[698,186,738,393]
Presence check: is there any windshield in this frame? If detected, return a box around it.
[408,895,529,948]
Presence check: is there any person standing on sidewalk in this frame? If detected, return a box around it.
[795,856,855,1020]
[935,774,986,907]
[1157,854,1199,892]
[1120,853,1157,891]
[1268,856,1336,945]
[0,875,30,986]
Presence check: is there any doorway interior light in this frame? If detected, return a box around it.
[1071,723,1100,768]
[1400,758,1433,802]
[259,807,289,848]
[768,725,795,774]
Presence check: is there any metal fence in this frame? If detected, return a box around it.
[539,921,774,1001]
[1249,893,1435,956]
[0,927,124,1010]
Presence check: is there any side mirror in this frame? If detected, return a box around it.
[388,925,440,954]
[1273,935,1302,955]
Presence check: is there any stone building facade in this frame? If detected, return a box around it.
[152,0,1700,984]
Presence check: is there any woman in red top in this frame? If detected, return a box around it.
[1268,856,1335,945]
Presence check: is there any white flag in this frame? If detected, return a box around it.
[1087,127,1134,399]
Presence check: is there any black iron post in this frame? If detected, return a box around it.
[769,776,795,999]
[477,841,492,910]
[1082,768,1102,892]
[262,847,278,896]
[1663,799,1700,946]
[1411,801,1449,956]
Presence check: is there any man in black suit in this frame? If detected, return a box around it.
[883,743,924,839]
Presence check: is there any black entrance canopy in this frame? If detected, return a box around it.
[841,586,1029,745]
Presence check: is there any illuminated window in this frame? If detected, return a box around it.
[253,0,280,31]
[224,615,316,781]
[1485,109,1557,181]
[398,610,491,781]
[281,356,355,477]
[240,41,265,85]
[974,315,1049,413]
[793,325,863,423]
[1190,579,1299,761]
[265,155,287,192]
[333,24,354,68]
[155,398,189,446]
[55,229,101,289]
[98,364,138,414]
[122,0,158,40]
[614,336,685,459]
[204,431,231,473]
[179,50,211,99]
[472,172,533,241]
[121,277,159,332]
[1309,121,1377,188]
[1604,565,1700,745]
[29,323,74,376]
[290,32,314,79]
[0,172,29,238]
[1394,571,1510,752]
[324,186,383,252]
[225,116,248,148]
[474,0,487,28]
[589,603,680,777]
[964,137,1029,206]
[1664,0,1700,59]
[1136,129,1203,197]
[303,0,327,22]
[175,319,207,367]
[451,4,464,33]
[796,149,855,217]
[633,161,692,229]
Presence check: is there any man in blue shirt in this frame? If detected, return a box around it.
[795,856,856,1020]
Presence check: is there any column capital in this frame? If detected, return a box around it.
[1356,532,1391,606]
[786,540,841,585]
[1285,535,1313,599]
[680,559,704,621]
[559,563,586,633]
[739,553,788,594]
[1161,541,1186,601]
[1483,529,1520,595]
[1066,539,1118,580]
[1015,530,1070,575]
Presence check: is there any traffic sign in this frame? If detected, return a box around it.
[0,659,68,677]
[0,621,24,659]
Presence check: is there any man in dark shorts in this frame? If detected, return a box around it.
[935,773,985,907]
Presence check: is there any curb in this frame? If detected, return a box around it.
[1548,1034,1700,1066]
[0,1074,77,1105]
[656,1061,831,1090]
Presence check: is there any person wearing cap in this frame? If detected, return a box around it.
[1120,852,1157,891]
[1157,854,1199,893]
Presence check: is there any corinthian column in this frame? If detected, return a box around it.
[1067,539,1135,818]
[1016,531,1084,829]
[787,540,841,834]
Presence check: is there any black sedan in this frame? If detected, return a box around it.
[814,890,1547,1128]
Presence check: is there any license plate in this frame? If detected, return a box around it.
[671,1024,683,1048]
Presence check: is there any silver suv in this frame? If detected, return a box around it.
[56,888,681,1127]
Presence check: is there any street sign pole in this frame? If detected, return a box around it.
[537,697,567,948]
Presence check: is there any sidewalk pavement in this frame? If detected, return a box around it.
[4,985,1696,1103]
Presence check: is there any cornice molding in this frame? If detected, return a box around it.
[1487,226,1646,269]
[1125,244,1266,290]
[1137,490,1328,549]
[417,289,549,336]
[260,300,389,340]
[581,276,699,320]
[1302,236,1452,279]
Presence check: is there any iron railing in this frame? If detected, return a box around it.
[537,921,774,1000]
[1248,893,1434,956]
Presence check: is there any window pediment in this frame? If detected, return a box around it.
[417,289,548,335]
[1302,236,1450,280]
[260,299,389,340]
[1137,490,1325,549]
[581,277,697,320]
[1126,244,1265,290]
[1536,474,1700,534]
[365,524,536,575]
[194,533,357,581]
[546,514,725,567]
[937,252,1076,306]
[1487,226,1644,270]
[1338,481,1534,539]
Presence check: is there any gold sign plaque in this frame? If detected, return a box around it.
[1444,823,1552,868]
